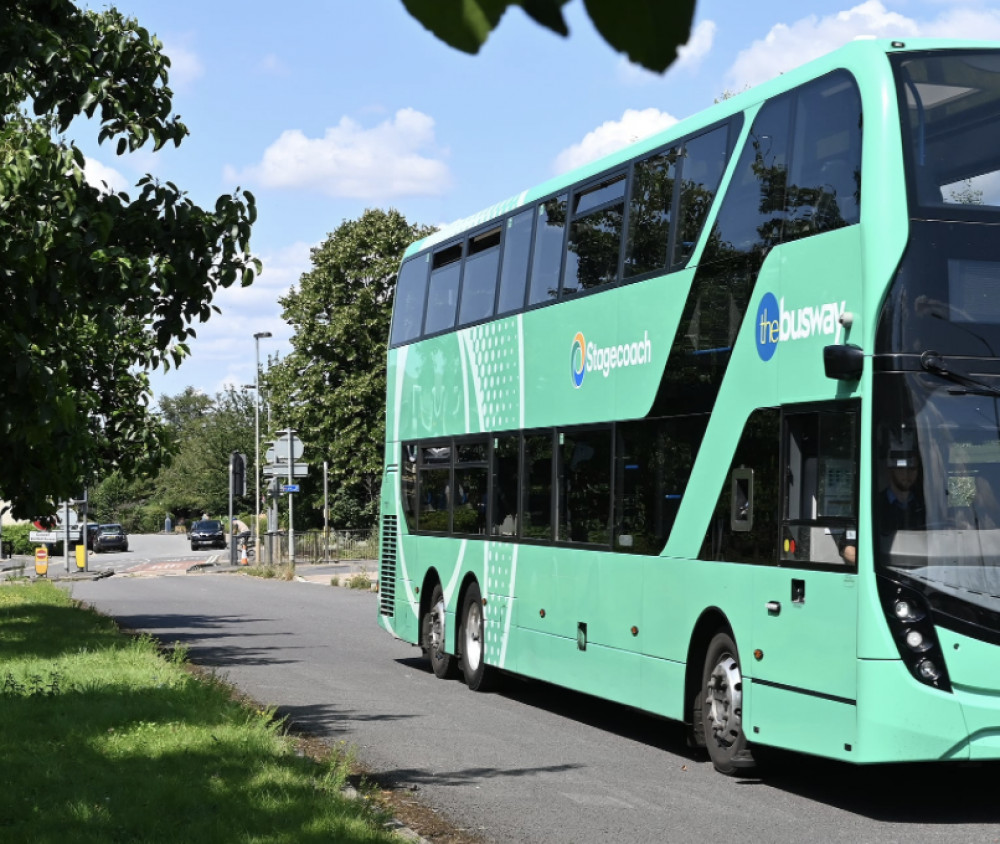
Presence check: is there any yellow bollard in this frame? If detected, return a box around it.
[75,543,87,571]
[34,546,48,577]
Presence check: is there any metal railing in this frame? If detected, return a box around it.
[257,529,377,566]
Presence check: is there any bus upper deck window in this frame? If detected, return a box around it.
[424,243,463,335]
[527,196,567,307]
[625,148,678,278]
[458,227,501,327]
[497,210,533,315]
[564,177,626,296]
[390,255,429,346]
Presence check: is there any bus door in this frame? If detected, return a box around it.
[748,402,860,759]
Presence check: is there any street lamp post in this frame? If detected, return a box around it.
[253,331,272,562]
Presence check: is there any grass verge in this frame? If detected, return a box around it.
[0,581,402,844]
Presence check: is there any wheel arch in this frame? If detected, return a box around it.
[454,571,481,657]
[419,567,444,638]
[684,607,735,737]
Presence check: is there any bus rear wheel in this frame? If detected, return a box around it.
[422,583,457,679]
[700,631,755,775]
[460,582,497,691]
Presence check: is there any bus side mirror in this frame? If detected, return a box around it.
[823,344,864,381]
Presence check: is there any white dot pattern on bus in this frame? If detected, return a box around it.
[484,541,516,667]
[464,317,521,432]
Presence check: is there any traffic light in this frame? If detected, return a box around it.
[231,452,247,497]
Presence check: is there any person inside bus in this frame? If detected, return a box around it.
[877,433,926,533]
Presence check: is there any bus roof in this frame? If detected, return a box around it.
[403,38,1000,259]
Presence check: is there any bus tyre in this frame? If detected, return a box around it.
[423,584,457,679]
[460,582,497,692]
[700,631,755,775]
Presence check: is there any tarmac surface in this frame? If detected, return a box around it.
[0,552,378,586]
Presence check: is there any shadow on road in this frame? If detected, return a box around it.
[397,656,1000,825]
[365,762,584,791]
[746,748,1000,823]
[275,701,422,735]
[115,613,299,668]
[395,656,697,759]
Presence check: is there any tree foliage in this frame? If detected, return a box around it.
[266,209,435,529]
[0,1,260,519]
[157,386,214,433]
[152,388,256,519]
[401,0,696,73]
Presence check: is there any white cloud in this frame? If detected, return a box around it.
[231,108,451,199]
[83,158,128,193]
[155,241,312,400]
[616,19,716,85]
[676,20,717,71]
[163,40,204,90]
[726,1,1000,89]
[554,108,679,174]
[923,7,1000,39]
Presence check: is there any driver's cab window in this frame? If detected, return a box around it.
[782,404,860,566]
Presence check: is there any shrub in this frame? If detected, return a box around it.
[2,523,34,555]
[346,572,371,590]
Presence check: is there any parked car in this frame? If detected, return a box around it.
[189,519,226,551]
[94,523,128,553]
[84,523,100,550]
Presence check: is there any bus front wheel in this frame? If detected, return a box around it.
[422,583,457,679]
[700,631,755,775]
[460,582,497,691]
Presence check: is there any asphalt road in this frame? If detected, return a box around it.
[67,572,1000,844]
[11,531,229,578]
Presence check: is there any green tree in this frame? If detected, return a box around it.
[88,469,161,531]
[153,388,256,518]
[401,0,696,73]
[158,387,214,433]
[267,209,435,529]
[949,179,985,205]
[0,2,260,520]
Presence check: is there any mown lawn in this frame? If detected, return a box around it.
[0,580,401,844]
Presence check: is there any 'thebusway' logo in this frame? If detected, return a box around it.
[755,292,846,361]
[571,330,652,388]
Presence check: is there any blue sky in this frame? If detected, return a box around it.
[75,0,1000,403]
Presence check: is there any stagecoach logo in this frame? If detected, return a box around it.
[571,329,652,388]
[755,292,847,362]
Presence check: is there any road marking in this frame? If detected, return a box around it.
[125,560,199,574]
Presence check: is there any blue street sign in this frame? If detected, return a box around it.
[281,484,300,493]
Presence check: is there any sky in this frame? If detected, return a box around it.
[73,0,1000,405]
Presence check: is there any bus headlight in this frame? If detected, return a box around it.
[918,659,942,681]
[877,577,951,693]
[894,599,923,621]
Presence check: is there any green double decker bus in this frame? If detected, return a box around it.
[376,39,1000,774]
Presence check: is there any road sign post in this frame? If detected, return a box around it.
[63,500,71,572]
[285,429,296,570]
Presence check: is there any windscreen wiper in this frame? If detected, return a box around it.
[920,350,1000,397]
